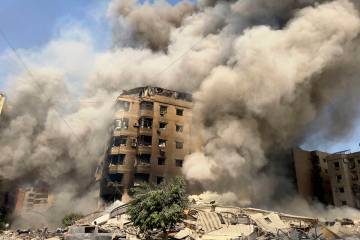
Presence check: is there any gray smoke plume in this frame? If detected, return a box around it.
[2,0,360,226]
[184,0,360,206]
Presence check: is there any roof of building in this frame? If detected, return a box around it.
[120,86,192,102]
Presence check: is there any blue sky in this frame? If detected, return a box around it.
[0,0,111,52]
[1,0,360,153]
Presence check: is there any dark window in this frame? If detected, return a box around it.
[176,124,183,132]
[339,187,345,193]
[159,150,165,157]
[159,139,166,148]
[140,101,153,110]
[157,176,164,185]
[342,201,347,205]
[98,228,110,233]
[159,122,167,129]
[138,135,152,146]
[334,162,340,170]
[134,173,149,183]
[336,175,342,182]
[357,159,360,164]
[176,108,183,116]
[138,154,151,164]
[85,226,96,233]
[264,217,272,223]
[160,105,167,116]
[351,173,358,181]
[116,100,130,112]
[112,136,127,147]
[109,154,125,165]
[109,173,123,183]
[176,159,183,167]
[348,158,356,169]
[176,141,183,149]
[139,117,152,128]
[114,118,129,130]
[158,158,165,165]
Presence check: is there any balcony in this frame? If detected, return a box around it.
[108,164,130,174]
[135,163,151,173]
[139,127,152,135]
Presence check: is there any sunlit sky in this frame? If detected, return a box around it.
[1,0,360,153]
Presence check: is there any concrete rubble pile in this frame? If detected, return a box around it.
[2,200,360,239]
[0,228,64,240]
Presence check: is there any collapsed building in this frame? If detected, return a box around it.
[99,86,196,201]
[30,198,357,240]
[293,147,360,209]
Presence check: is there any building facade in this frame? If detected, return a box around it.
[293,147,333,204]
[100,87,193,201]
[14,186,53,214]
[326,151,360,208]
[293,148,360,208]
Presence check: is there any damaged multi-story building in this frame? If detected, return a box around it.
[0,93,13,220]
[14,186,53,214]
[293,147,360,209]
[100,86,194,201]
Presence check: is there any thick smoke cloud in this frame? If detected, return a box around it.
[0,27,115,226]
[1,0,360,226]
[184,0,360,207]
[108,0,195,51]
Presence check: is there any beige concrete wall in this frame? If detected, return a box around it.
[293,148,313,201]
[0,94,5,117]
[326,152,360,208]
[293,148,332,204]
[102,89,194,199]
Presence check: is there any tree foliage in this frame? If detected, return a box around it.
[62,213,84,226]
[126,177,189,234]
[0,207,9,230]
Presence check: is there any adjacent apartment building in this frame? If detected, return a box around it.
[14,186,53,214]
[326,151,360,208]
[100,86,194,201]
[293,147,360,209]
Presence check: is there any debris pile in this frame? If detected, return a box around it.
[0,228,64,240]
[2,200,360,239]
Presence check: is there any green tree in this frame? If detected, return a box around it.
[126,177,189,235]
[62,213,84,227]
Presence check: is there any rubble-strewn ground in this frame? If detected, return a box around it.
[1,201,360,239]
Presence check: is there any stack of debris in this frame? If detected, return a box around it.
[0,228,64,240]
[63,200,360,239]
[2,200,360,239]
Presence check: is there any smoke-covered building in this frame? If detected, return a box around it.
[0,93,5,117]
[14,186,53,214]
[100,86,193,201]
[293,148,360,209]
